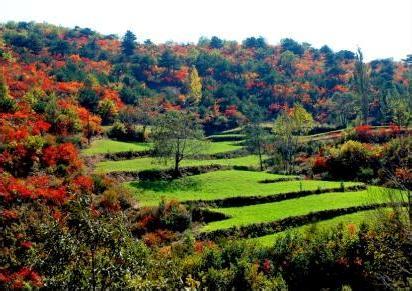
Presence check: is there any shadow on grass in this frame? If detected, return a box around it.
[129,177,202,193]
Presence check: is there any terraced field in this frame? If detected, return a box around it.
[200,186,399,232]
[248,208,391,246]
[83,138,243,157]
[127,169,360,206]
[82,139,151,155]
[95,155,262,173]
[82,134,405,244]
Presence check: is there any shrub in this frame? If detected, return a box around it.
[108,121,145,141]
[159,199,191,232]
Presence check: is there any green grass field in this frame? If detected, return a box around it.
[95,155,261,173]
[201,186,403,232]
[201,141,243,155]
[126,170,360,206]
[82,139,151,155]
[248,208,391,246]
[83,138,243,157]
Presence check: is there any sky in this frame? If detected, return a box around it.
[2,0,412,61]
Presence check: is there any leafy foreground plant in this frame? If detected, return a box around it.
[117,206,411,290]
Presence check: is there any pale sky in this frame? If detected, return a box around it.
[2,0,412,61]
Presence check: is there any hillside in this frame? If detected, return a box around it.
[0,21,411,290]
[1,21,411,133]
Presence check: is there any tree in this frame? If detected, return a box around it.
[121,30,137,56]
[187,66,202,106]
[388,91,411,129]
[151,111,206,175]
[159,49,181,72]
[119,86,139,105]
[210,36,223,49]
[78,87,99,112]
[37,194,149,289]
[118,98,160,141]
[280,38,304,56]
[353,48,371,124]
[245,123,270,171]
[135,98,160,139]
[272,104,314,173]
[291,103,315,135]
[0,74,16,113]
[280,51,296,76]
[273,111,297,173]
[330,92,357,127]
[243,36,267,49]
[97,99,117,125]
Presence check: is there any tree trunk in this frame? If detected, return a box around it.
[91,247,96,291]
[409,189,411,229]
[174,153,180,177]
[142,125,147,141]
[258,144,263,171]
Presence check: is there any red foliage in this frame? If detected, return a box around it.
[73,175,94,192]
[354,125,372,141]
[42,143,83,172]
[224,105,238,117]
[262,259,272,273]
[312,155,328,173]
[142,229,175,247]
[0,209,19,220]
[56,81,83,94]
[20,241,33,249]
[194,240,216,253]
[389,123,401,134]
[0,267,43,288]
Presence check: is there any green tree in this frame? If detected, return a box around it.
[0,73,16,113]
[388,91,411,129]
[245,123,270,171]
[97,99,117,125]
[151,111,206,176]
[330,92,357,127]
[279,50,296,76]
[78,87,99,112]
[121,30,137,56]
[353,48,371,124]
[159,49,181,72]
[273,104,314,173]
[292,103,315,135]
[210,36,223,49]
[37,195,149,289]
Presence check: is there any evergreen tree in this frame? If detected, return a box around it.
[121,30,137,56]
[353,48,371,124]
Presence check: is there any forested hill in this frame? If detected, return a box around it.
[1,21,411,132]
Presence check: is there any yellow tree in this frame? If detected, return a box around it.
[187,66,202,106]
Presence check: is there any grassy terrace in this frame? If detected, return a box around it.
[126,170,360,206]
[201,141,243,155]
[82,139,151,155]
[200,186,402,232]
[95,155,260,173]
[248,208,391,246]
[83,138,243,156]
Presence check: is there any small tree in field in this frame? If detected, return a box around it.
[245,123,270,171]
[151,110,206,176]
[273,104,314,173]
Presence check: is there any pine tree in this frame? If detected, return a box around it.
[353,48,371,125]
[121,30,137,56]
